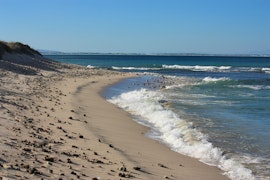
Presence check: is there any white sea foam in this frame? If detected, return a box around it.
[110,65,270,75]
[86,65,97,68]
[202,77,231,83]
[108,88,256,180]
[161,64,270,74]
[112,66,160,70]
[230,85,270,90]
[262,68,270,74]
[162,65,232,72]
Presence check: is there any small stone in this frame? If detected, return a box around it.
[71,171,77,175]
[133,166,141,171]
[22,164,30,169]
[72,145,78,149]
[158,163,167,168]
[44,156,55,162]
[29,167,41,175]
[118,173,125,177]
[79,135,84,139]
[67,158,72,163]
[119,166,127,172]
[23,148,31,152]
[90,159,103,164]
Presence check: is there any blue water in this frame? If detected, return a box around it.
[46,55,270,180]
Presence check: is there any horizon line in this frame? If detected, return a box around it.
[39,50,270,57]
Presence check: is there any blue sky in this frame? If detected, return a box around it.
[1,0,270,54]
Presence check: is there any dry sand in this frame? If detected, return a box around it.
[0,57,228,179]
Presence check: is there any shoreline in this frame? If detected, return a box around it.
[0,63,228,179]
[71,72,228,179]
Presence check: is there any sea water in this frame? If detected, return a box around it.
[47,55,270,180]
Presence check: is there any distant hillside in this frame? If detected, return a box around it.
[38,49,64,55]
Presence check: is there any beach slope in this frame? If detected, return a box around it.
[0,41,227,179]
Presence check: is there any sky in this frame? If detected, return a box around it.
[1,0,270,54]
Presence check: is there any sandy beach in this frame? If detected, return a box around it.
[0,46,228,179]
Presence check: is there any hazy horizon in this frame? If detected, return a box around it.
[39,49,270,56]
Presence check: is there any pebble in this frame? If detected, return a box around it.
[158,163,168,168]
[44,155,55,162]
[71,171,77,175]
[67,158,72,163]
[119,166,127,172]
[133,166,141,171]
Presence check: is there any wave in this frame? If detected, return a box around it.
[86,65,97,69]
[110,65,270,75]
[112,66,161,70]
[162,65,232,71]
[202,77,231,83]
[230,85,270,90]
[110,65,270,76]
[162,65,270,74]
[262,68,270,74]
[108,88,256,180]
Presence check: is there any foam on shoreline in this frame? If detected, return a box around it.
[108,86,255,180]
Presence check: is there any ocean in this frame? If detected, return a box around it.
[46,55,270,180]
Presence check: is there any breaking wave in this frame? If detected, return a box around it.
[110,65,270,74]
[202,77,231,83]
[162,65,232,72]
[112,66,160,70]
[230,85,270,90]
[87,65,97,68]
[108,88,256,180]
[162,65,270,74]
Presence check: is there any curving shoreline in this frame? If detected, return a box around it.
[0,46,228,179]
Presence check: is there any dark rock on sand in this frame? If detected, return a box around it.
[67,158,72,163]
[133,166,141,171]
[158,163,168,168]
[44,155,55,162]
[79,135,84,139]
